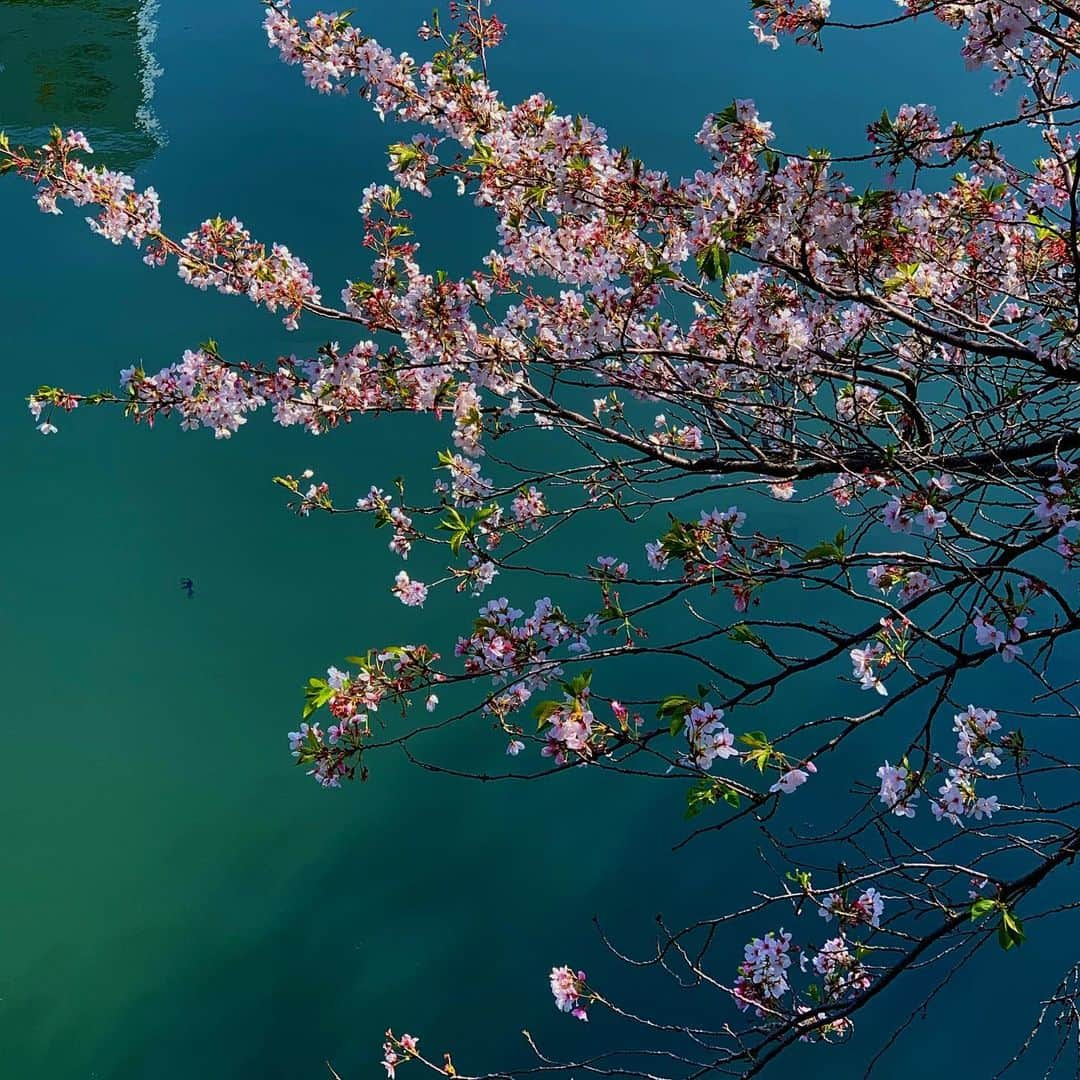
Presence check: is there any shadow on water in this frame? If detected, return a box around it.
[0,0,164,169]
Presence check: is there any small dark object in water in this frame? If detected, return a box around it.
[179,577,195,599]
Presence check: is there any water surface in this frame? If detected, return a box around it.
[0,3,1067,1077]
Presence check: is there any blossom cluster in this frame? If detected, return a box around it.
[549,965,589,1021]
[455,597,595,683]
[734,930,793,1012]
[381,1032,419,1079]
[876,705,1008,825]
[680,702,738,771]
[645,507,747,577]
[7,130,321,329]
[818,887,885,929]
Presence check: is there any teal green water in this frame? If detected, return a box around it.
[0,3,1070,1077]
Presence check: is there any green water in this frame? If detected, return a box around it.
[0,3,1070,1077]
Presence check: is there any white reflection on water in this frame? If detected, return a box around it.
[0,0,165,165]
[134,0,166,148]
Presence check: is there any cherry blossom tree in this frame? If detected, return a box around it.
[6,1,1080,1075]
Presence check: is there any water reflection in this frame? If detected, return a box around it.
[0,0,164,169]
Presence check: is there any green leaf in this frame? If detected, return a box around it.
[998,909,1026,951]
[437,507,470,556]
[738,730,773,773]
[647,261,680,283]
[466,141,495,167]
[562,670,593,698]
[786,868,812,890]
[438,508,468,531]
[657,694,698,719]
[748,750,771,773]
[388,142,421,168]
[524,183,552,206]
[659,518,698,561]
[728,623,766,648]
[533,699,561,730]
[715,102,739,128]
[969,898,996,921]
[883,262,921,293]
[685,779,739,819]
[854,188,890,210]
[685,779,717,819]
[738,730,770,749]
[302,677,334,720]
[695,243,730,283]
[804,533,846,562]
[657,694,700,736]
